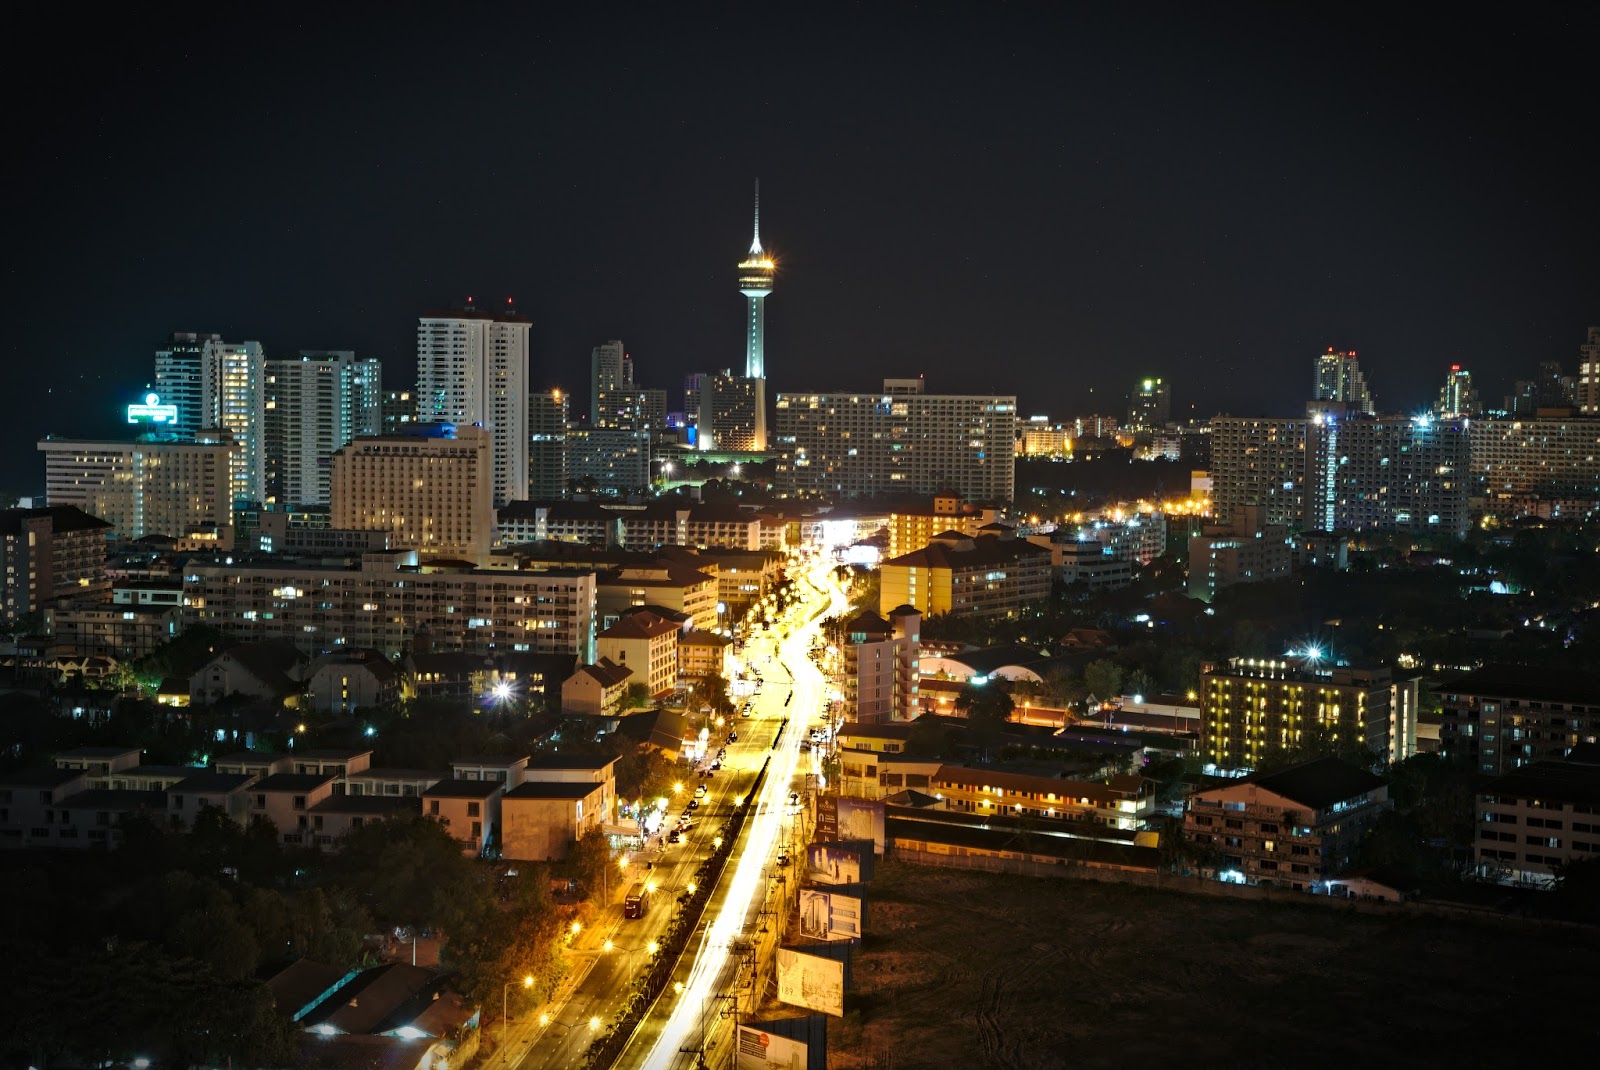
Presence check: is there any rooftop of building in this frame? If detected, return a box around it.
[523,753,618,771]
[54,746,141,759]
[884,534,1051,571]
[0,505,113,536]
[263,959,353,1020]
[295,748,374,762]
[575,659,633,688]
[213,751,285,766]
[1481,750,1600,806]
[167,772,256,794]
[253,772,338,792]
[208,639,308,694]
[1439,664,1600,705]
[598,611,681,641]
[0,767,86,788]
[932,764,1145,802]
[504,781,605,800]
[679,629,733,648]
[310,795,424,816]
[422,778,504,799]
[1227,757,1387,810]
[57,788,166,811]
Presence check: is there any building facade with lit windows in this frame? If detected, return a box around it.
[878,532,1051,619]
[182,550,597,661]
[528,388,570,499]
[1206,417,1308,530]
[263,351,382,507]
[153,333,266,504]
[415,307,530,506]
[774,379,1017,502]
[1474,747,1600,886]
[929,766,1154,829]
[1200,657,1402,771]
[1303,411,1471,538]
[1126,377,1171,431]
[596,610,681,699]
[1466,415,1600,519]
[1184,756,1390,891]
[1437,665,1600,776]
[0,506,110,620]
[330,424,495,564]
[38,432,235,541]
[839,607,920,724]
[887,493,996,558]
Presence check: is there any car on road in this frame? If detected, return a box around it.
[710,759,721,772]
[678,816,694,830]
[667,829,681,844]
[776,847,790,866]
[728,731,737,742]
[686,799,699,811]
[695,784,708,799]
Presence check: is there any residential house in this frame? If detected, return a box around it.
[561,658,633,716]
[190,639,309,707]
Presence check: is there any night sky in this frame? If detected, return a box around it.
[7,5,1597,493]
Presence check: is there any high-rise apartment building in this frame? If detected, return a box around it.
[1305,411,1471,537]
[263,352,381,507]
[1468,414,1600,518]
[1435,365,1479,416]
[774,379,1016,501]
[528,388,570,499]
[153,333,266,503]
[840,607,921,724]
[1579,326,1600,415]
[38,432,234,541]
[1127,377,1171,430]
[1507,361,1576,416]
[697,372,766,452]
[416,306,530,506]
[330,424,495,564]
[380,389,417,436]
[0,506,111,619]
[1206,417,1308,529]
[1312,348,1375,414]
[565,429,651,494]
[591,340,640,429]
[1200,657,1400,771]
[684,373,708,433]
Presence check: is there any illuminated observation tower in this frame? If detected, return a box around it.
[738,179,776,379]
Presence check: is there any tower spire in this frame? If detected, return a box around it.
[750,178,762,255]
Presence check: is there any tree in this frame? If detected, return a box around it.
[1125,668,1156,700]
[953,683,1014,727]
[333,815,488,941]
[616,741,683,809]
[564,826,613,904]
[1084,659,1123,702]
[622,682,652,710]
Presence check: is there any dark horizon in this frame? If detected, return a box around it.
[7,4,1597,493]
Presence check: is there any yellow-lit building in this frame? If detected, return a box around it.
[597,610,681,698]
[888,493,994,559]
[1200,657,1405,771]
[879,532,1052,619]
[331,425,494,564]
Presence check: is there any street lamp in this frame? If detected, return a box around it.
[503,975,533,1064]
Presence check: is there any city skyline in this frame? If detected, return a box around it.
[7,6,1598,496]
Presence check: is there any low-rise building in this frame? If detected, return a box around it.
[1475,746,1600,885]
[306,649,402,714]
[1183,757,1390,891]
[501,780,609,862]
[1187,506,1293,603]
[422,779,501,855]
[164,772,257,829]
[190,639,309,707]
[677,629,733,679]
[251,772,339,846]
[839,607,920,723]
[561,658,633,716]
[596,610,680,699]
[928,765,1154,829]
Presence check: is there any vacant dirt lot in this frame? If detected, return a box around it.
[826,860,1597,1069]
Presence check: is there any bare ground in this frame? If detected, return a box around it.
[823,860,1599,1069]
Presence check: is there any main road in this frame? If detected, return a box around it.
[509,558,845,1070]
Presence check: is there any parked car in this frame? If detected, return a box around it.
[695,784,708,799]
[776,847,790,867]
[667,829,681,844]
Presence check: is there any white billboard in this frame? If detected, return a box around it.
[799,889,862,941]
[737,1025,809,1070]
[776,948,845,1017]
[806,843,862,886]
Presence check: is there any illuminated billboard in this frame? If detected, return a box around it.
[736,1025,809,1070]
[776,948,845,1017]
[127,392,179,425]
[806,842,862,886]
[835,798,886,854]
[799,889,862,942]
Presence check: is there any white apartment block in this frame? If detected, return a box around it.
[1467,415,1600,518]
[264,352,382,507]
[154,334,265,503]
[39,433,234,540]
[331,425,495,564]
[183,550,597,661]
[774,379,1016,502]
[1207,417,1307,530]
[1306,413,1471,537]
[416,309,530,506]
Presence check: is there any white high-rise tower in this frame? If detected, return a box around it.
[416,301,530,506]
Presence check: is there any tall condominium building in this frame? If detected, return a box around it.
[774,378,1017,501]
[1126,377,1171,430]
[1206,417,1308,529]
[640,389,668,433]
[1435,365,1479,416]
[38,432,234,540]
[1506,361,1576,416]
[528,388,570,499]
[1312,348,1375,414]
[1200,657,1403,771]
[591,339,650,430]
[330,425,495,564]
[1305,411,1471,537]
[684,373,708,431]
[0,506,111,619]
[380,389,417,436]
[416,306,530,506]
[184,550,597,660]
[263,352,381,507]
[1467,415,1600,518]
[566,429,651,494]
[1579,326,1600,415]
[697,372,766,452]
[153,333,266,503]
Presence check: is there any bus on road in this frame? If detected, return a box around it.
[623,881,649,919]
